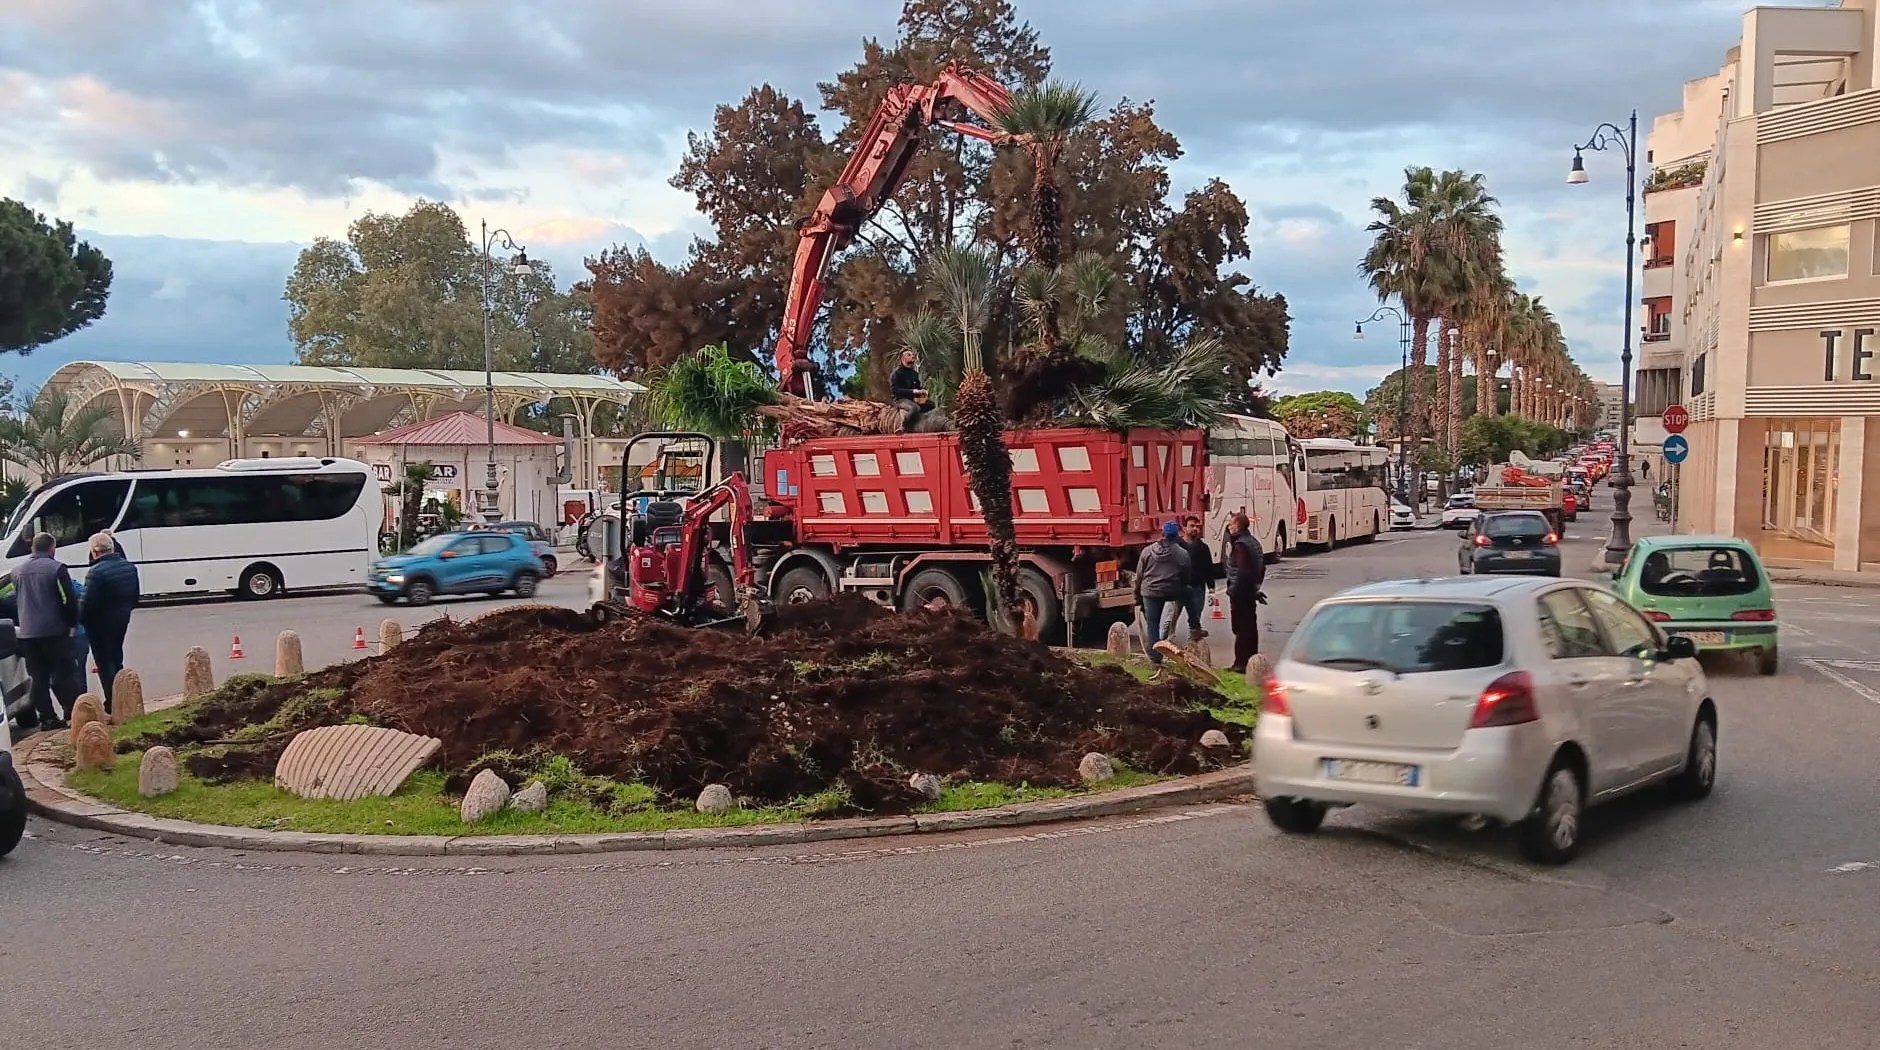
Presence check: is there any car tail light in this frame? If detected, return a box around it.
[1644,610,1671,621]
[1473,534,1490,546]
[1731,609,1776,621]
[1543,532,1559,545]
[1260,671,1292,717]
[1469,671,1539,728]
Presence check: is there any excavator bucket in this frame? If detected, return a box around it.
[739,589,772,636]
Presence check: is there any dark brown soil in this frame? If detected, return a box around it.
[139,597,1249,815]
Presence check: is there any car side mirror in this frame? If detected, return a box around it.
[1662,635,1698,661]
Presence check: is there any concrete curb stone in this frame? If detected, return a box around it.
[20,736,1254,856]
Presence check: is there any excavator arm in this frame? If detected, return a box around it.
[774,63,1015,394]
[671,472,770,632]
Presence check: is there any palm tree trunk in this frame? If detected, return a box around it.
[1473,329,1493,418]
[1409,315,1432,443]
[954,369,1022,625]
[1434,317,1455,451]
[1447,327,1464,452]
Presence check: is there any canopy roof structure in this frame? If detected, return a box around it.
[354,411,562,447]
[42,360,645,445]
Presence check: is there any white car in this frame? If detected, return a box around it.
[1252,576,1716,864]
[1439,495,1479,530]
[1390,503,1416,530]
[0,622,26,858]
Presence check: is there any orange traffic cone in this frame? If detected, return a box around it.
[352,626,369,651]
[229,635,245,660]
[1209,593,1226,621]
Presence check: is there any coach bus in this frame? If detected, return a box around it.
[1205,413,1303,559]
[1296,438,1391,549]
[1,457,382,599]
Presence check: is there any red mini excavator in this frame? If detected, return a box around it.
[772,63,1014,403]
[592,472,770,633]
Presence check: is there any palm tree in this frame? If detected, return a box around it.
[1362,170,1445,445]
[0,387,141,480]
[385,461,437,548]
[997,81,1103,422]
[922,245,1023,625]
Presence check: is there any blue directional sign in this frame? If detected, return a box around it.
[1662,434,1690,464]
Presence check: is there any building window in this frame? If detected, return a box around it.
[1643,296,1672,341]
[1644,221,1676,269]
[1766,224,1849,283]
[1760,419,1839,554]
[1690,353,1707,396]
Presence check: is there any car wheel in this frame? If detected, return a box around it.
[513,571,539,598]
[1263,796,1327,834]
[405,578,435,606]
[0,765,25,857]
[1669,711,1717,802]
[541,556,558,578]
[1517,762,1584,865]
[1757,645,1779,676]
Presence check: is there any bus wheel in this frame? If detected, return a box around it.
[1268,526,1287,564]
[1356,513,1380,543]
[239,563,282,600]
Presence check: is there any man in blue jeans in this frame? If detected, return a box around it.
[1134,521,1191,667]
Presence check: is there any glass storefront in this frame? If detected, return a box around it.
[1759,418,1840,558]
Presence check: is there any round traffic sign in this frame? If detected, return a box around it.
[1662,405,1689,434]
[1663,434,1690,464]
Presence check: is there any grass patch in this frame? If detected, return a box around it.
[69,751,1173,836]
[1076,650,1262,727]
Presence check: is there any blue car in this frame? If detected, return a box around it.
[368,531,544,605]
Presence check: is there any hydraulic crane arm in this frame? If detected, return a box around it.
[774,63,1015,394]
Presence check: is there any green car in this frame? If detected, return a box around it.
[1611,535,1779,675]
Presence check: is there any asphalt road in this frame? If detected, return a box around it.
[8,526,1880,1049]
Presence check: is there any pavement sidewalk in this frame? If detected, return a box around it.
[1585,506,1880,589]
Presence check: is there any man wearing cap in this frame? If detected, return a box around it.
[1132,520,1191,667]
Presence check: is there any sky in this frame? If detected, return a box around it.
[0,0,1804,400]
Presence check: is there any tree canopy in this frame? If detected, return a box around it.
[1457,413,1570,465]
[1272,390,1367,439]
[0,199,113,355]
[283,200,593,375]
[581,0,1289,398]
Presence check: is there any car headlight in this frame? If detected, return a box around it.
[385,575,405,584]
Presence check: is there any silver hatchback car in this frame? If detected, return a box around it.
[1252,576,1717,863]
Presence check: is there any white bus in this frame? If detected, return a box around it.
[1206,413,1303,560]
[1297,438,1391,549]
[2,457,383,599]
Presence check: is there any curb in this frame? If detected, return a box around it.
[19,736,1254,855]
[1767,568,1880,590]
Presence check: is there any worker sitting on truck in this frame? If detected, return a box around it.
[1135,521,1191,668]
[890,349,932,427]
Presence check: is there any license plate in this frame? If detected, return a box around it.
[1323,759,1419,787]
[1679,631,1726,644]
[1502,550,1530,560]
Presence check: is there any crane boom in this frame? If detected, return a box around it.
[774,63,1015,394]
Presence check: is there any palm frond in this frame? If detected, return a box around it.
[646,343,780,438]
[994,81,1101,140]
[900,311,963,408]
[1066,336,1236,431]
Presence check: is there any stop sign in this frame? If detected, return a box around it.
[1662,405,1689,434]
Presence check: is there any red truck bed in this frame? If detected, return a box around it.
[764,427,1206,549]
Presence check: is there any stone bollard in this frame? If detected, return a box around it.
[275,630,305,677]
[113,669,145,722]
[1078,752,1116,784]
[139,746,180,796]
[379,619,403,652]
[73,721,115,772]
[695,784,733,814]
[1105,621,1130,657]
[183,646,215,699]
[68,694,106,747]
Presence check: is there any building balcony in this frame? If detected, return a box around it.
[1643,256,1676,270]
[1643,329,1671,343]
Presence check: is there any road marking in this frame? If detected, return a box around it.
[1803,658,1880,706]
[1829,861,1878,874]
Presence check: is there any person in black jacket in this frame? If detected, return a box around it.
[889,349,931,428]
[1223,512,1268,674]
[79,531,140,713]
[1177,515,1216,643]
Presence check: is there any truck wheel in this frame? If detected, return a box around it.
[1015,566,1064,642]
[775,565,832,605]
[901,566,973,614]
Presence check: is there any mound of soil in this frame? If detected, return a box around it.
[140,597,1249,815]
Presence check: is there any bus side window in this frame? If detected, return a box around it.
[7,479,133,558]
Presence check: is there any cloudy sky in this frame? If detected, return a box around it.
[0,0,1797,398]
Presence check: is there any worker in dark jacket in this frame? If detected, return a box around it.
[15,533,81,731]
[1177,515,1216,643]
[889,348,932,429]
[1133,521,1191,667]
[1223,512,1267,674]
[79,530,140,712]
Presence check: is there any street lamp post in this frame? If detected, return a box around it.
[1568,110,1639,564]
[1355,305,1413,505]
[478,219,533,524]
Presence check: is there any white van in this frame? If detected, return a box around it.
[0,622,27,857]
[2,457,384,599]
